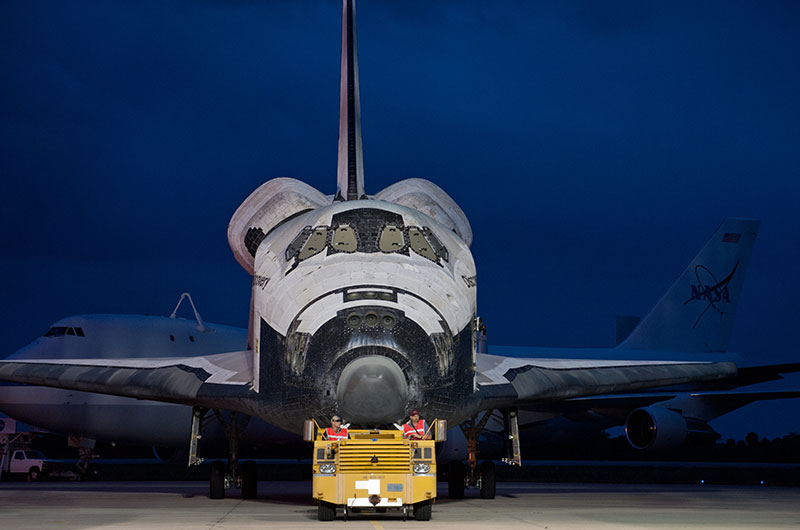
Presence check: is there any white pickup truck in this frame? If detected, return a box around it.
[1,449,61,480]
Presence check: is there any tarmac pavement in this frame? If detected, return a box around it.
[0,481,799,529]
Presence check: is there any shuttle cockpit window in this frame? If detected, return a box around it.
[299,227,329,260]
[285,226,329,262]
[421,227,448,262]
[332,225,357,252]
[378,224,404,252]
[407,228,436,261]
[377,224,448,263]
[284,209,448,271]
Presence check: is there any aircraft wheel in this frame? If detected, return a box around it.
[479,461,496,499]
[241,460,257,499]
[318,501,336,521]
[27,466,41,482]
[447,461,465,499]
[209,461,226,499]
[413,500,432,521]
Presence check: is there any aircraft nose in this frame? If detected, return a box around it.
[336,355,408,424]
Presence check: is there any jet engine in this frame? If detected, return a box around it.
[228,177,328,274]
[624,407,687,450]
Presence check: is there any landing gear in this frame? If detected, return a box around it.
[460,410,494,496]
[479,461,496,499]
[451,408,521,499]
[190,406,255,500]
[447,461,465,499]
[210,461,225,499]
[241,460,258,500]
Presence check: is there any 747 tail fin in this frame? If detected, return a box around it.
[619,218,760,353]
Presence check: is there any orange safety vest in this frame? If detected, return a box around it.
[403,419,426,439]
[325,427,349,440]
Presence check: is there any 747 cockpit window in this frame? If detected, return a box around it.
[43,326,85,337]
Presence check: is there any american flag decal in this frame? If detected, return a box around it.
[722,233,740,243]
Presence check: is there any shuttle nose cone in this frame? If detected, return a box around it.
[336,355,408,424]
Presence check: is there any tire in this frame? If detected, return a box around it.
[27,466,40,482]
[318,501,336,521]
[241,460,257,499]
[479,461,496,499]
[447,461,465,499]
[209,461,226,499]
[413,500,432,521]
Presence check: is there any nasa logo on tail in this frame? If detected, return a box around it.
[684,231,743,328]
[684,235,743,329]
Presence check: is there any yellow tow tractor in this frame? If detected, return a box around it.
[304,419,446,521]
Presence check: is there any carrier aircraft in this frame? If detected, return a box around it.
[1,0,799,499]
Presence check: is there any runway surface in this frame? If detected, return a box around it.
[1,481,799,529]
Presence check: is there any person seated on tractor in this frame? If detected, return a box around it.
[402,409,430,440]
[325,415,349,440]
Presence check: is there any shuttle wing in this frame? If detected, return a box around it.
[0,350,255,411]
[474,353,738,410]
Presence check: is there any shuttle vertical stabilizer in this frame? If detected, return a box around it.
[336,0,365,201]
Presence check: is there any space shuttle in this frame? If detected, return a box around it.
[2,0,799,499]
[224,0,477,431]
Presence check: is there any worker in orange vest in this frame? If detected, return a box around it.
[325,415,349,440]
[402,409,430,440]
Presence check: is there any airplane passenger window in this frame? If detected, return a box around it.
[378,224,405,252]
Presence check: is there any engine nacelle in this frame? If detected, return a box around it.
[624,407,687,450]
[228,177,328,274]
[374,178,472,246]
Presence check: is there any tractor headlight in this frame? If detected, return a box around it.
[413,462,430,474]
[319,463,336,474]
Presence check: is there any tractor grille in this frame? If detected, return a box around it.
[338,440,411,473]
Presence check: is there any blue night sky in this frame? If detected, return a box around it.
[1,1,798,439]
